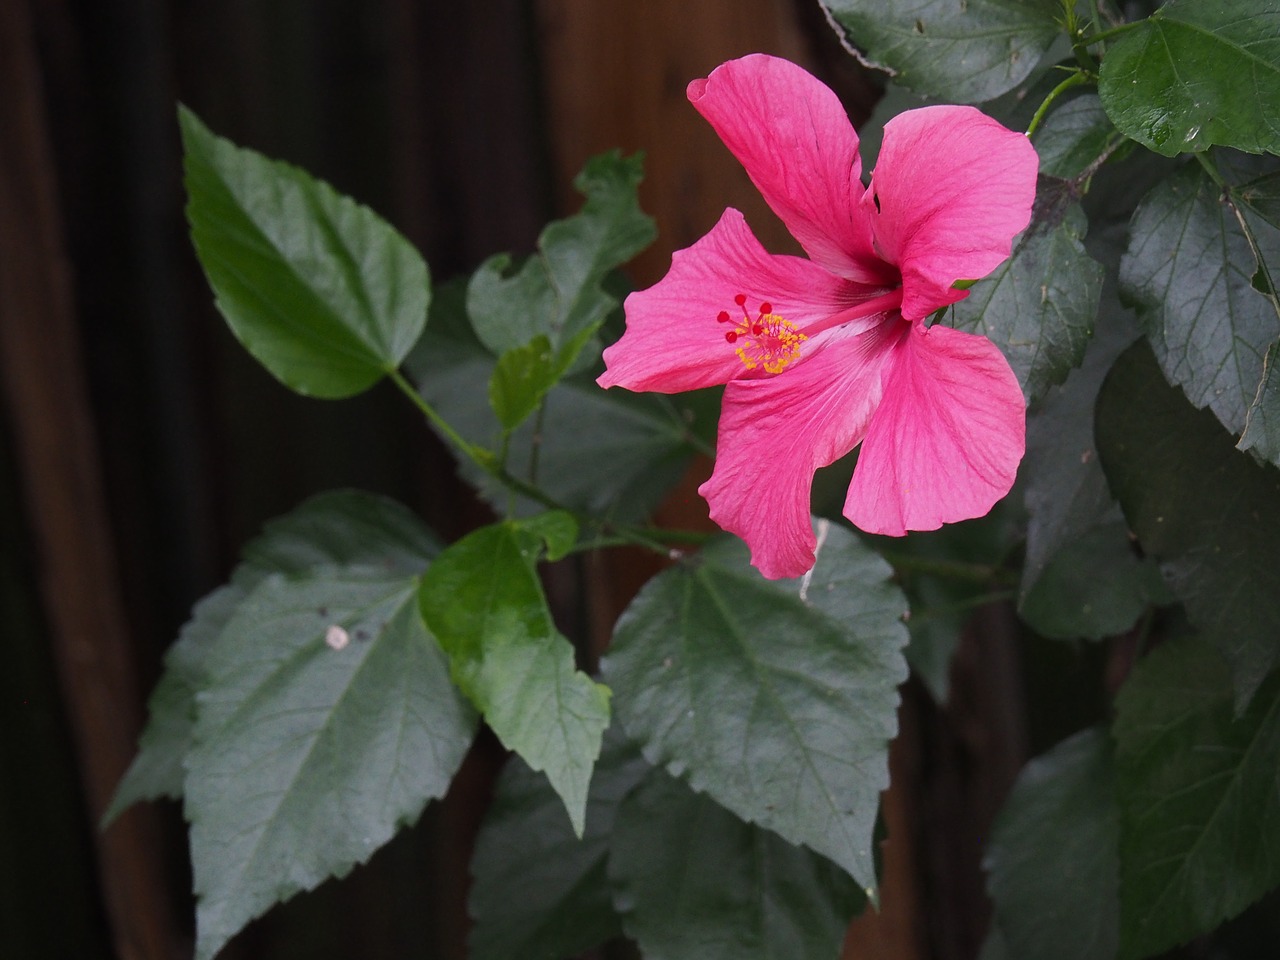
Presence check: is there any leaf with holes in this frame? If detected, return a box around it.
[1121,161,1280,446]
[985,727,1120,960]
[602,523,909,893]
[609,772,864,960]
[1098,0,1280,157]
[180,108,429,398]
[1113,633,1280,959]
[418,521,610,836]
[819,0,1061,103]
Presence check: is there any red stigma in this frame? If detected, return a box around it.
[734,293,747,306]
[759,302,772,313]
[717,310,730,323]
[725,331,738,343]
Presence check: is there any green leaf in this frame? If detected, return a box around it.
[419,522,610,836]
[1113,633,1280,959]
[608,771,864,960]
[950,185,1103,402]
[1098,0,1280,157]
[468,724,649,960]
[819,0,1061,103]
[186,566,476,960]
[1033,94,1120,181]
[1018,314,1169,641]
[602,521,909,893]
[488,325,598,433]
[519,510,579,563]
[106,490,443,822]
[1239,340,1280,462]
[468,151,655,356]
[407,281,707,522]
[984,727,1119,960]
[1121,162,1280,442]
[180,108,429,398]
[1238,168,1280,230]
[1095,342,1280,707]
[104,586,243,821]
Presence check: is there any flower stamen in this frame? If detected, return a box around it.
[718,295,806,373]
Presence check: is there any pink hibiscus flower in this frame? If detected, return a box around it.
[597,54,1038,579]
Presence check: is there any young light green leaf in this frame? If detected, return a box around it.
[180,107,429,398]
[468,151,654,356]
[106,490,443,822]
[408,282,708,522]
[819,0,1061,103]
[608,772,864,960]
[602,523,909,893]
[1095,342,1280,708]
[950,189,1102,402]
[984,728,1119,960]
[419,522,610,836]
[1121,162,1280,445]
[1098,0,1280,157]
[468,724,649,960]
[1113,633,1280,959]
[186,567,476,960]
[488,325,598,433]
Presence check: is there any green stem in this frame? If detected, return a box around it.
[1082,20,1142,47]
[390,368,719,558]
[1026,71,1091,139]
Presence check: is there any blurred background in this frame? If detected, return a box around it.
[1,2,1059,958]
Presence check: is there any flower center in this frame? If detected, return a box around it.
[717,294,807,374]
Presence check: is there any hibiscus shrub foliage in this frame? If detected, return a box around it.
[109,1,1280,958]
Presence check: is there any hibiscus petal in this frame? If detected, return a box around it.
[867,105,1038,321]
[700,325,899,578]
[687,54,889,285]
[844,323,1025,536]
[598,209,863,393]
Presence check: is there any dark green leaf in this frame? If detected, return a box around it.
[950,186,1102,401]
[1239,340,1280,463]
[186,567,476,960]
[1238,168,1280,230]
[1098,0,1280,157]
[819,0,1061,103]
[1095,342,1280,707]
[985,727,1119,960]
[1113,633,1280,959]
[602,522,909,893]
[107,490,442,821]
[407,282,707,522]
[179,107,429,398]
[104,586,242,821]
[468,724,648,960]
[419,522,610,836]
[1033,94,1119,180]
[1019,523,1165,640]
[608,771,863,960]
[1121,162,1280,442]
[468,151,655,356]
